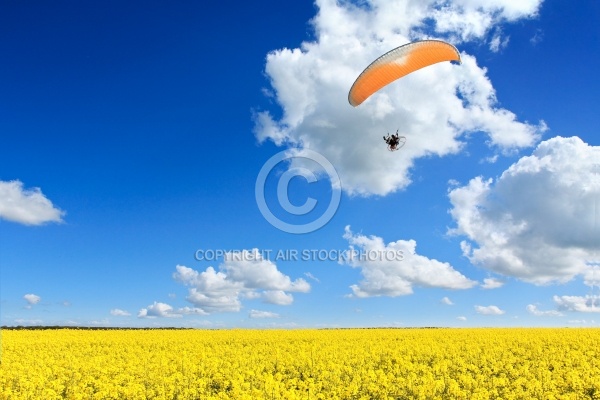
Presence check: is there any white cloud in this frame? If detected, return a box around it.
[430,0,541,40]
[110,309,131,317]
[583,265,600,288]
[0,180,65,225]
[554,295,600,313]
[441,296,454,305]
[13,319,44,326]
[481,278,504,289]
[138,302,182,318]
[340,226,476,297]
[137,302,207,319]
[24,293,41,306]
[174,265,243,313]
[172,250,310,314]
[457,316,467,321]
[526,304,563,317]
[449,137,600,285]
[254,0,545,196]
[530,29,543,45]
[262,290,294,305]
[489,28,510,52]
[249,309,280,319]
[304,272,320,283]
[177,306,209,316]
[481,154,499,164]
[184,287,242,313]
[568,319,597,325]
[475,305,505,315]
[221,250,310,293]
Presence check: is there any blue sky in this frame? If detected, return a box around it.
[1,0,599,327]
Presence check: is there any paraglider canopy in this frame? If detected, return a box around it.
[348,39,461,107]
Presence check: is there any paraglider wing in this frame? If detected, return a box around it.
[348,40,461,107]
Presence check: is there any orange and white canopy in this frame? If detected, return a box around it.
[348,40,461,107]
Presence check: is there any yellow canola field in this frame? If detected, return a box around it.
[1,328,600,399]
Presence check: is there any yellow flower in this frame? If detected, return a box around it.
[1,328,600,399]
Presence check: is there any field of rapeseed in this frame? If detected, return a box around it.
[1,328,599,399]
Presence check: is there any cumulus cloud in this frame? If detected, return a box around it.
[526,304,563,317]
[481,278,504,289]
[221,251,310,292]
[0,180,65,225]
[530,29,543,45]
[340,226,476,297]
[304,272,320,283]
[262,290,294,305]
[177,306,210,316]
[449,137,600,285]
[475,305,505,315]
[172,250,310,314]
[489,28,510,52]
[568,319,597,325]
[110,309,131,317]
[554,295,600,313]
[249,309,280,319]
[441,296,454,305]
[138,302,182,318]
[254,0,545,196]
[429,0,541,40]
[24,294,41,307]
[14,318,44,325]
[584,265,600,288]
[137,302,208,318]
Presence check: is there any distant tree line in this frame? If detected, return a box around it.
[1,326,195,330]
